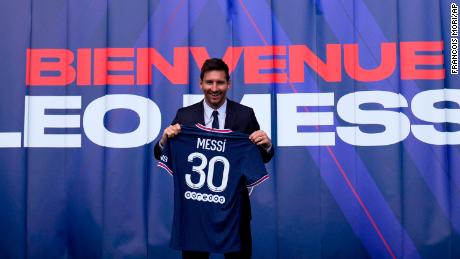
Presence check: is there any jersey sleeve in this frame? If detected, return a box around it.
[242,144,269,187]
[157,140,174,176]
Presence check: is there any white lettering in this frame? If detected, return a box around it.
[337,91,410,146]
[0,132,21,148]
[83,94,161,148]
[277,93,335,146]
[412,89,460,145]
[197,137,206,149]
[196,138,226,152]
[24,96,81,147]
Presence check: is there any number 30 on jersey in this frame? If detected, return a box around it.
[186,152,229,192]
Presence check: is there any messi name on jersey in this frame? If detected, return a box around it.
[196,137,227,152]
[157,124,269,253]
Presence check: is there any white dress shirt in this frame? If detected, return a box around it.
[203,99,227,129]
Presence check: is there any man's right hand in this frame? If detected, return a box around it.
[159,123,181,146]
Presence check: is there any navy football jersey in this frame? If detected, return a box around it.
[157,124,269,253]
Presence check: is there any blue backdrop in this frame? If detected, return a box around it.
[0,0,459,258]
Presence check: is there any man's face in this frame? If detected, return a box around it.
[200,70,230,109]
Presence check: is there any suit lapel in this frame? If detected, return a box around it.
[194,100,205,125]
[224,99,234,129]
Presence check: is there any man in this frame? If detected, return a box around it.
[154,58,274,259]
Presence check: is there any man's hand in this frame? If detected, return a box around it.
[249,130,272,150]
[159,123,181,146]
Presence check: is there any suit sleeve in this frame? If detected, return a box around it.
[154,111,180,160]
[248,108,275,163]
[156,140,174,176]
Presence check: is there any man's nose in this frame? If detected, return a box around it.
[210,83,218,91]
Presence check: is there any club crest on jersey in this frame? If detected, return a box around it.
[160,155,168,163]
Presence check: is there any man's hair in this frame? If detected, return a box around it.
[200,58,230,81]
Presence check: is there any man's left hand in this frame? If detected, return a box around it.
[249,130,272,150]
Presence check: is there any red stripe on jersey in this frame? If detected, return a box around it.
[246,175,269,187]
[158,162,174,176]
[195,123,233,133]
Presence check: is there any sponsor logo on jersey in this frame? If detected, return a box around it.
[184,191,225,204]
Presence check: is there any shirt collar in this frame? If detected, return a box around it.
[203,99,227,118]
